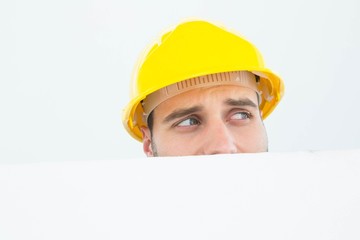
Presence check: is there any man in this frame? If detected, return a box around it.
[122,20,284,157]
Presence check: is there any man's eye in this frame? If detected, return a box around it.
[231,112,251,120]
[177,118,200,127]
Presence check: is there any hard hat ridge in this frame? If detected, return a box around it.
[141,71,265,122]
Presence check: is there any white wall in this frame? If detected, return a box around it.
[1,0,360,163]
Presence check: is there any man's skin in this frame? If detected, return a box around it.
[141,84,268,156]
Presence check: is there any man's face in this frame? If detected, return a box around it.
[141,85,268,156]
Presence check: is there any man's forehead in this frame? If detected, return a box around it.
[155,85,259,113]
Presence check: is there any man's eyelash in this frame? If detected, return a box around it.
[231,111,253,120]
[173,115,201,127]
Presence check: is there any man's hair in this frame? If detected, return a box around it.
[147,111,154,134]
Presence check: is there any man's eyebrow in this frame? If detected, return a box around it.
[163,106,203,123]
[225,98,258,108]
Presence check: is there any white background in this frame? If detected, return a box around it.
[1,0,360,163]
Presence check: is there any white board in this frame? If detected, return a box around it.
[1,150,360,240]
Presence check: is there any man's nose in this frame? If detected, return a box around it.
[202,122,238,155]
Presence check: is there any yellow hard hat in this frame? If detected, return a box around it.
[123,19,285,141]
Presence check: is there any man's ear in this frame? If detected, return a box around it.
[140,126,154,157]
